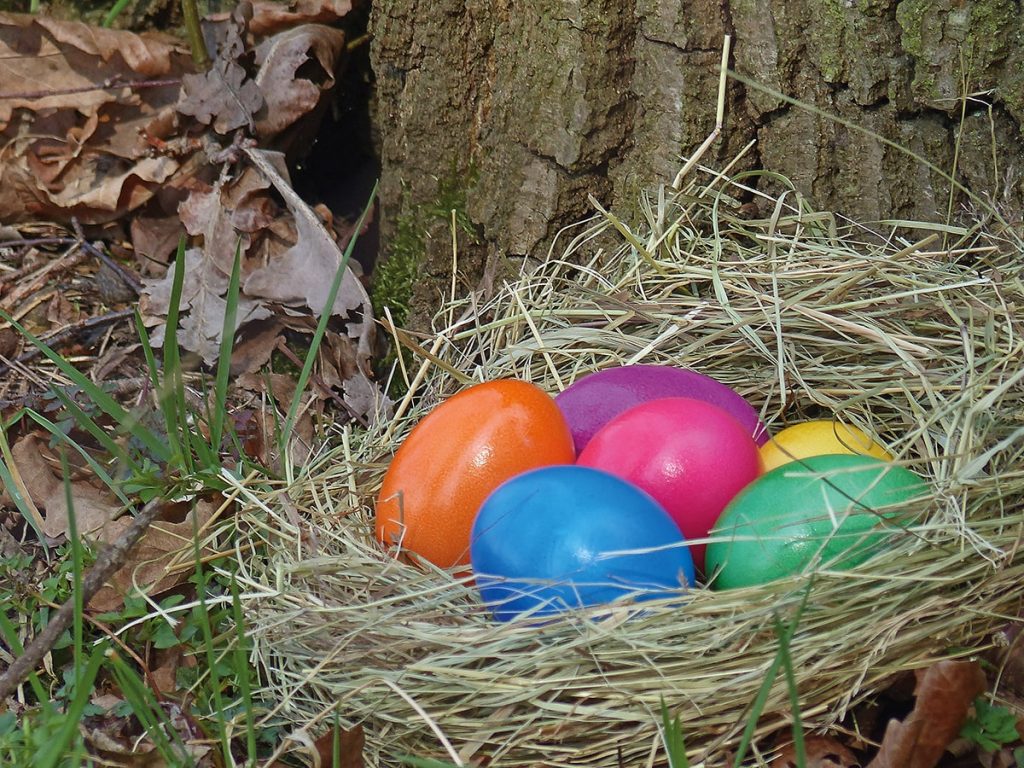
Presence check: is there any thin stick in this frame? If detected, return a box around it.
[0,78,182,102]
[0,499,166,702]
[673,35,731,190]
[0,309,135,377]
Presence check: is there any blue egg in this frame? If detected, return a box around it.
[470,465,695,621]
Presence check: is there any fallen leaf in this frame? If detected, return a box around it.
[178,59,263,134]
[242,147,370,319]
[84,698,212,767]
[131,216,187,271]
[0,13,186,123]
[150,645,183,696]
[0,13,194,223]
[253,24,347,143]
[247,0,354,36]
[90,498,219,612]
[5,432,122,539]
[774,735,860,767]
[141,245,273,363]
[229,317,284,376]
[312,723,364,768]
[867,660,987,768]
[177,3,262,134]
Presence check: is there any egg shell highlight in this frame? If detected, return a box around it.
[705,454,929,590]
[759,420,893,472]
[376,379,575,569]
[471,465,696,622]
[555,364,768,455]
[577,397,763,573]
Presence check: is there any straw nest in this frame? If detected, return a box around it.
[235,173,1024,767]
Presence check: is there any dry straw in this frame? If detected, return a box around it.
[234,168,1024,766]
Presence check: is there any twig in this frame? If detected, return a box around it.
[0,309,135,377]
[0,237,77,251]
[0,78,182,102]
[0,499,166,702]
[71,220,143,295]
[0,244,88,304]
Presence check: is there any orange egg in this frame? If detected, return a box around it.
[375,380,576,568]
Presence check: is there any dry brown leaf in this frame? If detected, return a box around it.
[867,660,987,768]
[253,24,347,142]
[139,163,283,363]
[242,148,370,319]
[7,432,122,539]
[0,13,193,223]
[320,329,388,422]
[177,3,262,134]
[84,699,211,767]
[774,735,860,767]
[229,317,285,376]
[90,498,218,612]
[312,723,364,768]
[141,245,272,363]
[130,216,187,271]
[248,0,354,35]
[150,645,183,695]
[0,13,186,122]
[178,60,263,134]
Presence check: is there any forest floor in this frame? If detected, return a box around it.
[2,4,1024,768]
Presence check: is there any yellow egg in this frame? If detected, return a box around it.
[759,420,893,472]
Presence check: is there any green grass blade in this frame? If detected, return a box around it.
[158,239,189,471]
[61,453,84,681]
[773,613,805,768]
[660,697,689,768]
[0,310,170,463]
[230,576,257,765]
[0,612,48,702]
[211,239,243,453]
[192,513,231,765]
[135,309,164,394]
[283,182,378,451]
[34,644,106,768]
[0,421,46,543]
[46,387,137,475]
[661,711,686,767]
[733,580,815,767]
[102,0,132,26]
[332,711,341,768]
[24,408,134,509]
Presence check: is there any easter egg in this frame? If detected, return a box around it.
[759,420,893,472]
[705,454,929,589]
[376,380,575,568]
[555,364,768,454]
[577,397,762,573]
[471,465,695,621]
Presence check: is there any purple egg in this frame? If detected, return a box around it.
[555,365,768,454]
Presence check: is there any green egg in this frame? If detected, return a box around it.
[706,454,929,589]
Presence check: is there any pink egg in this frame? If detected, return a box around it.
[555,365,768,455]
[577,397,763,573]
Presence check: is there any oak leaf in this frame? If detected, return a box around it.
[867,659,987,768]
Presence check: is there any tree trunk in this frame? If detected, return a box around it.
[370,0,1024,327]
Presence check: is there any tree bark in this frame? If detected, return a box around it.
[370,0,1024,326]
